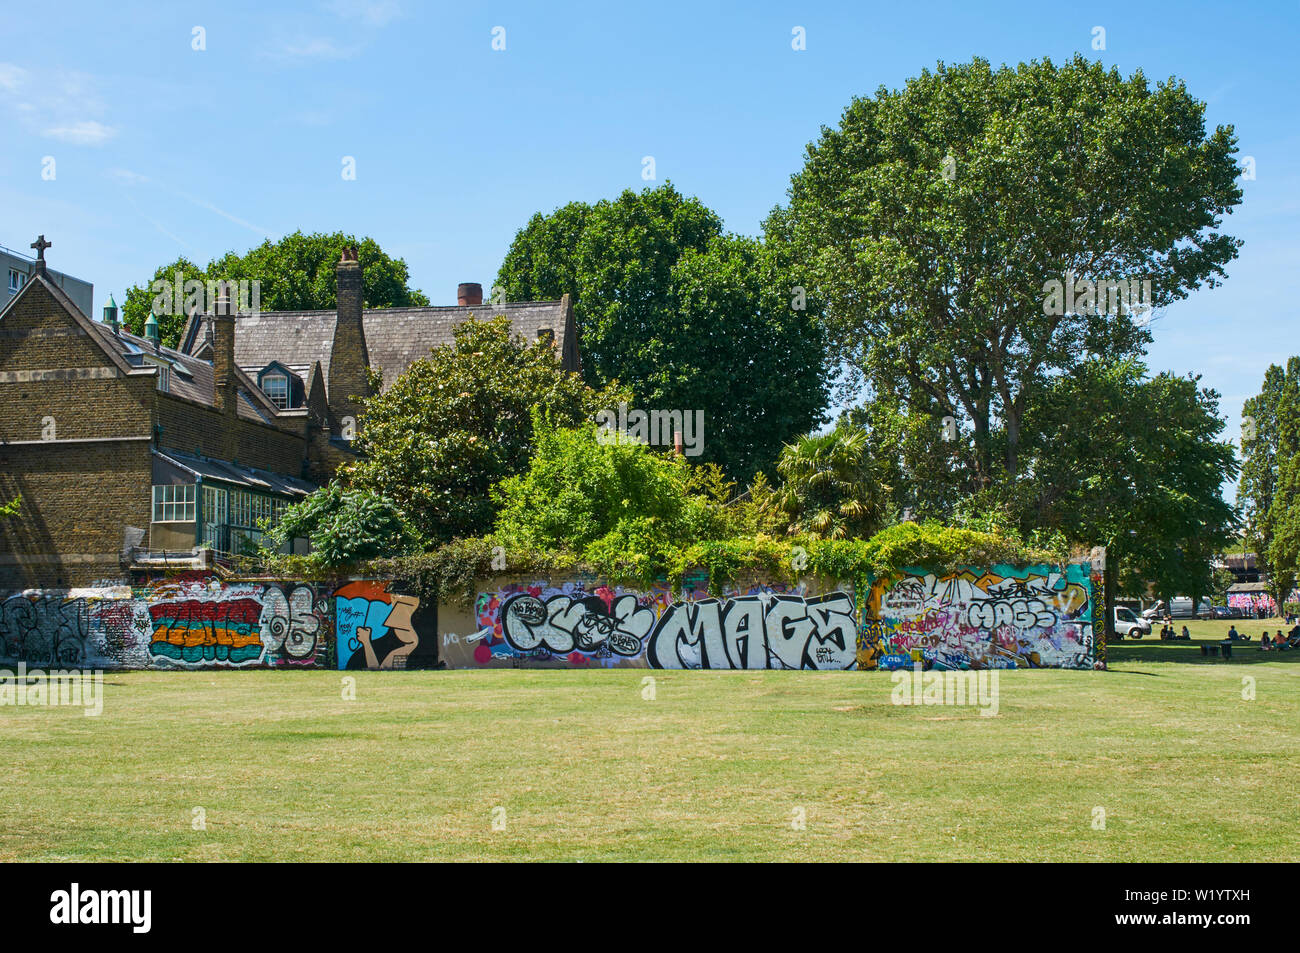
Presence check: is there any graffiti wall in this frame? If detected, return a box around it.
[858,564,1099,671]
[442,578,859,670]
[0,575,334,669]
[1,563,1098,671]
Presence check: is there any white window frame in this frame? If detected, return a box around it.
[152,484,196,522]
[262,373,289,409]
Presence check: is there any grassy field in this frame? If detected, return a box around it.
[2,618,1296,862]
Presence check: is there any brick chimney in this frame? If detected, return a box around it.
[212,283,237,417]
[457,282,483,306]
[211,283,240,461]
[328,247,372,435]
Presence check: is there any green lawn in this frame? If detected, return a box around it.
[2,636,1296,861]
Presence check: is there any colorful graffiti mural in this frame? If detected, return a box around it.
[1,577,333,669]
[145,576,331,668]
[858,565,1098,671]
[2,563,1099,671]
[335,581,424,669]
[453,580,857,670]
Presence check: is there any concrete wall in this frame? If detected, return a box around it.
[0,562,1101,671]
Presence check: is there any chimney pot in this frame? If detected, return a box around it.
[457,282,483,306]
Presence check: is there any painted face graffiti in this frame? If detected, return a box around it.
[335,581,421,670]
[500,593,654,658]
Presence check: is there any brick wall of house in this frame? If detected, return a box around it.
[154,394,308,476]
[0,281,159,588]
[0,440,152,589]
[1,279,312,589]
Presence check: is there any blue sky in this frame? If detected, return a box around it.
[2,0,1297,475]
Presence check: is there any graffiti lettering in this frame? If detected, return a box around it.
[0,595,89,666]
[647,593,856,670]
[861,566,1096,671]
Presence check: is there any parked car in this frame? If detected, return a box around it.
[1114,607,1152,639]
[1205,605,1234,620]
[1143,597,1209,620]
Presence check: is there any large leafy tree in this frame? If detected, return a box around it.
[265,485,417,567]
[1240,359,1300,609]
[1018,359,1238,637]
[496,184,827,480]
[841,396,973,522]
[346,317,625,544]
[1262,358,1300,608]
[122,231,429,348]
[778,55,1243,488]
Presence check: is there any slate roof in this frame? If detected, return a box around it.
[179,299,578,396]
[4,270,294,430]
[154,448,316,497]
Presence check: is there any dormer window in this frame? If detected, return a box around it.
[256,363,303,410]
[262,373,289,409]
[143,355,171,393]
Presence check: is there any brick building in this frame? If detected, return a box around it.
[0,239,579,589]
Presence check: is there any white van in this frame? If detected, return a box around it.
[1142,598,1210,620]
[1114,607,1152,639]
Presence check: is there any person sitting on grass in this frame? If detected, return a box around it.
[1260,631,1274,650]
[1227,625,1242,641]
[1180,625,1192,641]
[1274,631,1291,651]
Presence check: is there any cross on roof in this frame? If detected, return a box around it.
[30,235,51,260]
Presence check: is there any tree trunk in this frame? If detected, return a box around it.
[1004,409,1020,479]
[1103,559,1117,647]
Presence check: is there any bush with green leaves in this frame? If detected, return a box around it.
[264,484,416,568]
[492,419,715,584]
[765,422,889,540]
[348,317,626,544]
[808,521,1060,581]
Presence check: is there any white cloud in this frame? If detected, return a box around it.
[108,168,151,185]
[43,120,117,146]
[326,0,402,26]
[1,65,117,146]
[270,36,357,62]
[0,62,27,92]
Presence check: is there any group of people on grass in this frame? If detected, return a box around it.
[1159,623,1192,641]
[1222,623,1300,650]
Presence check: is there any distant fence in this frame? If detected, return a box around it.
[0,563,1101,671]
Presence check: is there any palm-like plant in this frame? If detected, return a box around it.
[770,424,886,539]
